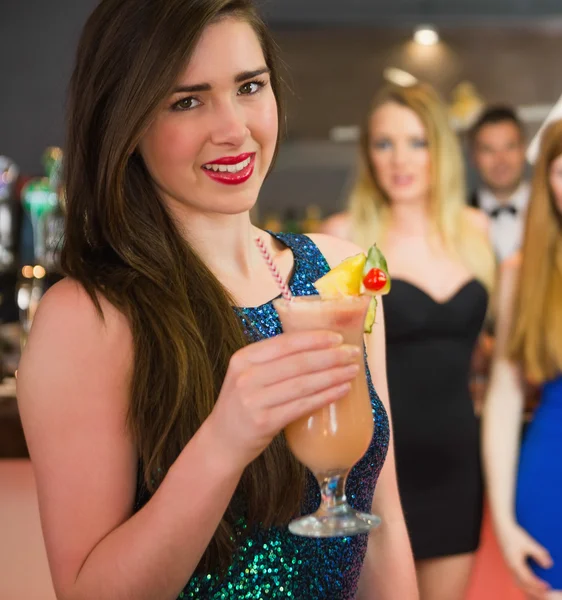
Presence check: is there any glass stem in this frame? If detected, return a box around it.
[316,470,350,516]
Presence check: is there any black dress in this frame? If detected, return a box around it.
[384,278,488,559]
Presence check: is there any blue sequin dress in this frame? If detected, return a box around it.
[141,233,390,599]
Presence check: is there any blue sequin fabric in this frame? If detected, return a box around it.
[176,233,389,599]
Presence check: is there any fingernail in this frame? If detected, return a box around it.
[342,345,361,358]
[345,364,360,375]
[329,333,344,345]
[336,382,352,394]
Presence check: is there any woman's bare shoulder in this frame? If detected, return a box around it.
[317,212,351,240]
[18,277,133,407]
[28,277,130,339]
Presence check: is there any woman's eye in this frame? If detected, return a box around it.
[172,97,202,111]
[238,81,264,95]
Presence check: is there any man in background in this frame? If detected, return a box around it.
[469,105,529,262]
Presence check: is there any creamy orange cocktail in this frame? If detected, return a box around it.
[274,295,373,474]
[273,243,390,537]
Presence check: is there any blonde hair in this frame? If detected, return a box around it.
[509,119,562,383]
[348,82,495,291]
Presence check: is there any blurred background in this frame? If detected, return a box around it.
[1,1,561,598]
[3,0,562,222]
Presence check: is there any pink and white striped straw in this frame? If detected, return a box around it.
[254,236,293,302]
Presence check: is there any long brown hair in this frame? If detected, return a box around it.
[62,0,305,573]
[348,82,495,292]
[509,119,562,383]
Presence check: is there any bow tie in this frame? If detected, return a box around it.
[489,204,518,219]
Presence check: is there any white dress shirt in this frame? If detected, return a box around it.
[477,181,530,262]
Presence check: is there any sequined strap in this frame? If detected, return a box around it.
[269,232,331,284]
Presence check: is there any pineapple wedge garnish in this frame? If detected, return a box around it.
[314,253,366,298]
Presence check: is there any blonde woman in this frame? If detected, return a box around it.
[483,118,562,600]
[322,82,495,600]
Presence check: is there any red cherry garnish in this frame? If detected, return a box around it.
[363,268,387,292]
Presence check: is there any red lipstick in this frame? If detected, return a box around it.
[202,152,255,185]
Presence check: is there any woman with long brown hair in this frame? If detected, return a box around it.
[322,81,495,600]
[15,1,417,598]
[483,118,562,600]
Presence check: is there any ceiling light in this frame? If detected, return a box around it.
[413,25,439,46]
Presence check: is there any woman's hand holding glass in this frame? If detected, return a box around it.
[206,330,361,470]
